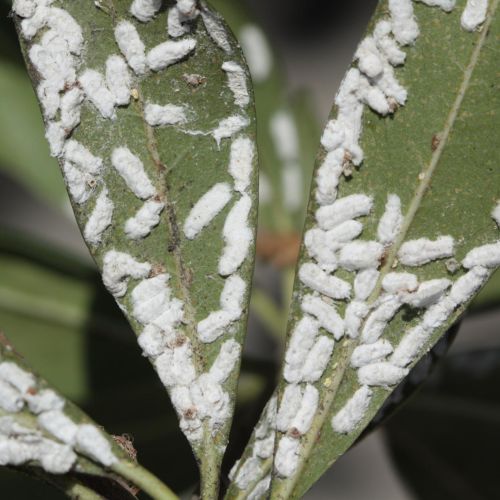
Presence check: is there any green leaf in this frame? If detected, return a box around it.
[0,333,177,500]
[14,2,258,497]
[227,1,500,498]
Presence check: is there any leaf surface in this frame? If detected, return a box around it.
[0,333,176,499]
[226,1,500,498]
[13,1,258,496]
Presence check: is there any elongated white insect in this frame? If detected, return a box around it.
[198,275,246,343]
[183,183,232,240]
[213,115,250,146]
[290,385,319,435]
[229,136,254,193]
[316,194,373,231]
[345,300,370,339]
[388,0,420,46]
[125,199,165,240]
[62,161,95,204]
[357,362,408,387]
[131,274,184,329]
[147,39,197,72]
[111,147,156,200]
[222,62,250,108]
[354,269,380,301]
[106,55,131,106]
[300,336,334,382]
[382,272,418,294]
[75,425,117,467]
[218,195,254,276]
[338,241,385,271]
[79,69,116,120]
[361,295,402,344]
[144,103,187,127]
[301,294,345,340]
[276,384,303,432]
[274,436,300,478]
[200,7,232,53]
[403,278,451,308]
[461,0,489,31]
[64,140,103,175]
[398,236,455,266]
[60,87,84,131]
[102,251,151,297]
[331,385,373,434]
[462,242,500,269]
[84,188,114,245]
[284,316,319,383]
[130,0,162,22]
[299,263,351,300]
[351,339,394,368]
[377,194,403,245]
[373,20,406,66]
[315,150,344,205]
[114,21,148,75]
[390,325,429,367]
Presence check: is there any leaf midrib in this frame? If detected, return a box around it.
[271,2,499,498]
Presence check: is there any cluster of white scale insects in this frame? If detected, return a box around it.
[229,0,496,494]
[13,0,257,446]
[0,359,118,473]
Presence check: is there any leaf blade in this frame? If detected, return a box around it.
[226,1,500,498]
[13,1,258,495]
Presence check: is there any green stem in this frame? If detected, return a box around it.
[112,461,178,500]
[200,426,222,500]
[64,482,104,500]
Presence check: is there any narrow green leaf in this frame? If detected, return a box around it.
[227,1,500,498]
[0,333,177,500]
[13,1,258,496]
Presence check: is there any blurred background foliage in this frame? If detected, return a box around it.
[0,0,499,498]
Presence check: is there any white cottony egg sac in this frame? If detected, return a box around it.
[144,103,187,127]
[461,0,489,31]
[125,199,165,240]
[114,21,148,75]
[222,61,250,108]
[84,188,114,246]
[147,39,197,72]
[183,183,232,240]
[331,385,373,434]
[111,147,156,200]
[218,195,254,277]
[397,236,455,266]
[130,0,162,22]
[299,263,351,300]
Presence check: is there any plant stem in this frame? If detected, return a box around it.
[112,461,178,500]
[200,423,222,500]
[65,482,104,500]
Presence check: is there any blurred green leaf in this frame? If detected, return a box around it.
[0,61,68,209]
